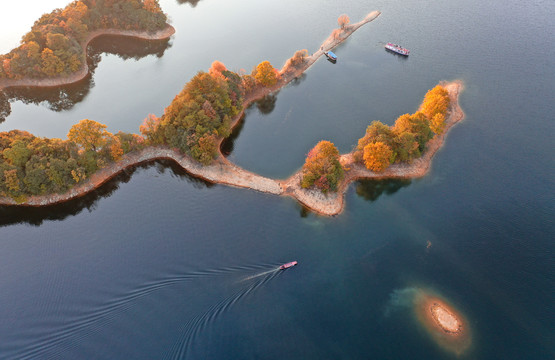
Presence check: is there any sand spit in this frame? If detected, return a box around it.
[414,291,472,354]
[0,25,175,91]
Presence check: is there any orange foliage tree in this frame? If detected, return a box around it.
[421,85,450,120]
[209,60,227,78]
[363,142,393,172]
[301,141,344,193]
[338,14,350,29]
[67,119,112,152]
[254,61,278,87]
[430,113,446,135]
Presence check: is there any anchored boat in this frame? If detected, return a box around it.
[280,261,298,270]
[324,51,337,62]
[385,42,410,56]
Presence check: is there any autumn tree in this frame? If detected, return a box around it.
[155,70,243,163]
[67,119,112,152]
[301,140,344,193]
[285,49,309,69]
[254,61,278,87]
[2,140,31,167]
[394,131,420,163]
[430,113,446,135]
[354,121,395,162]
[209,60,227,78]
[392,112,433,151]
[140,113,164,144]
[0,127,141,199]
[338,14,350,29]
[41,48,64,76]
[421,85,450,120]
[0,0,168,79]
[363,141,393,172]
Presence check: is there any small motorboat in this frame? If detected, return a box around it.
[324,51,337,62]
[280,261,298,270]
[385,42,410,56]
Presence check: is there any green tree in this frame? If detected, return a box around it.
[2,140,31,167]
[67,119,112,152]
[394,132,420,163]
[254,61,278,87]
[393,112,433,151]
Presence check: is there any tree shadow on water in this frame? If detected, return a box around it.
[355,178,412,202]
[0,36,172,123]
[176,0,202,6]
[220,113,246,156]
[254,93,278,115]
[0,159,211,227]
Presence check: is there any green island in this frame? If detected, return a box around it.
[0,8,464,216]
[0,0,174,90]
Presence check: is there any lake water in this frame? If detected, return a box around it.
[0,0,554,359]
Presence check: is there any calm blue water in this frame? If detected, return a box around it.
[0,0,554,359]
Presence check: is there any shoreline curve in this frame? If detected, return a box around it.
[0,24,175,91]
[0,12,465,217]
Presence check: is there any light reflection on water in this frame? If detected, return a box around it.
[0,0,553,359]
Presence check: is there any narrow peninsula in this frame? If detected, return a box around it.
[0,10,464,216]
[0,0,174,91]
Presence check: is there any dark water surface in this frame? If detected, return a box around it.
[1,0,554,359]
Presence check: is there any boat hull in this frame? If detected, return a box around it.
[385,43,409,56]
[280,261,298,270]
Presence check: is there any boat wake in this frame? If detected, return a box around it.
[240,268,280,281]
[7,263,272,359]
[166,268,282,360]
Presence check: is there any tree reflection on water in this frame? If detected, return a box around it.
[176,0,202,6]
[355,178,412,202]
[0,35,172,123]
[0,159,211,227]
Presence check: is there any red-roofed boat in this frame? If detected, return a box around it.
[280,261,298,270]
[385,43,410,56]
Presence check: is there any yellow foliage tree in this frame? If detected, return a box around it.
[421,85,450,120]
[67,119,112,152]
[430,113,446,135]
[4,169,21,193]
[109,136,124,161]
[41,48,64,76]
[254,61,278,87]
[363,141,393,172]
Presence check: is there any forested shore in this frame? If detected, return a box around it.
[0,10,465,216]
[0,0,169,83]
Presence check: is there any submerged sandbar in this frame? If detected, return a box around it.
[414,290,472,354]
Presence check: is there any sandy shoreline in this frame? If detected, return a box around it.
[0,12,465,216]
[0,24,175,91]
[414,292,471,354]
[284,80,465,215]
